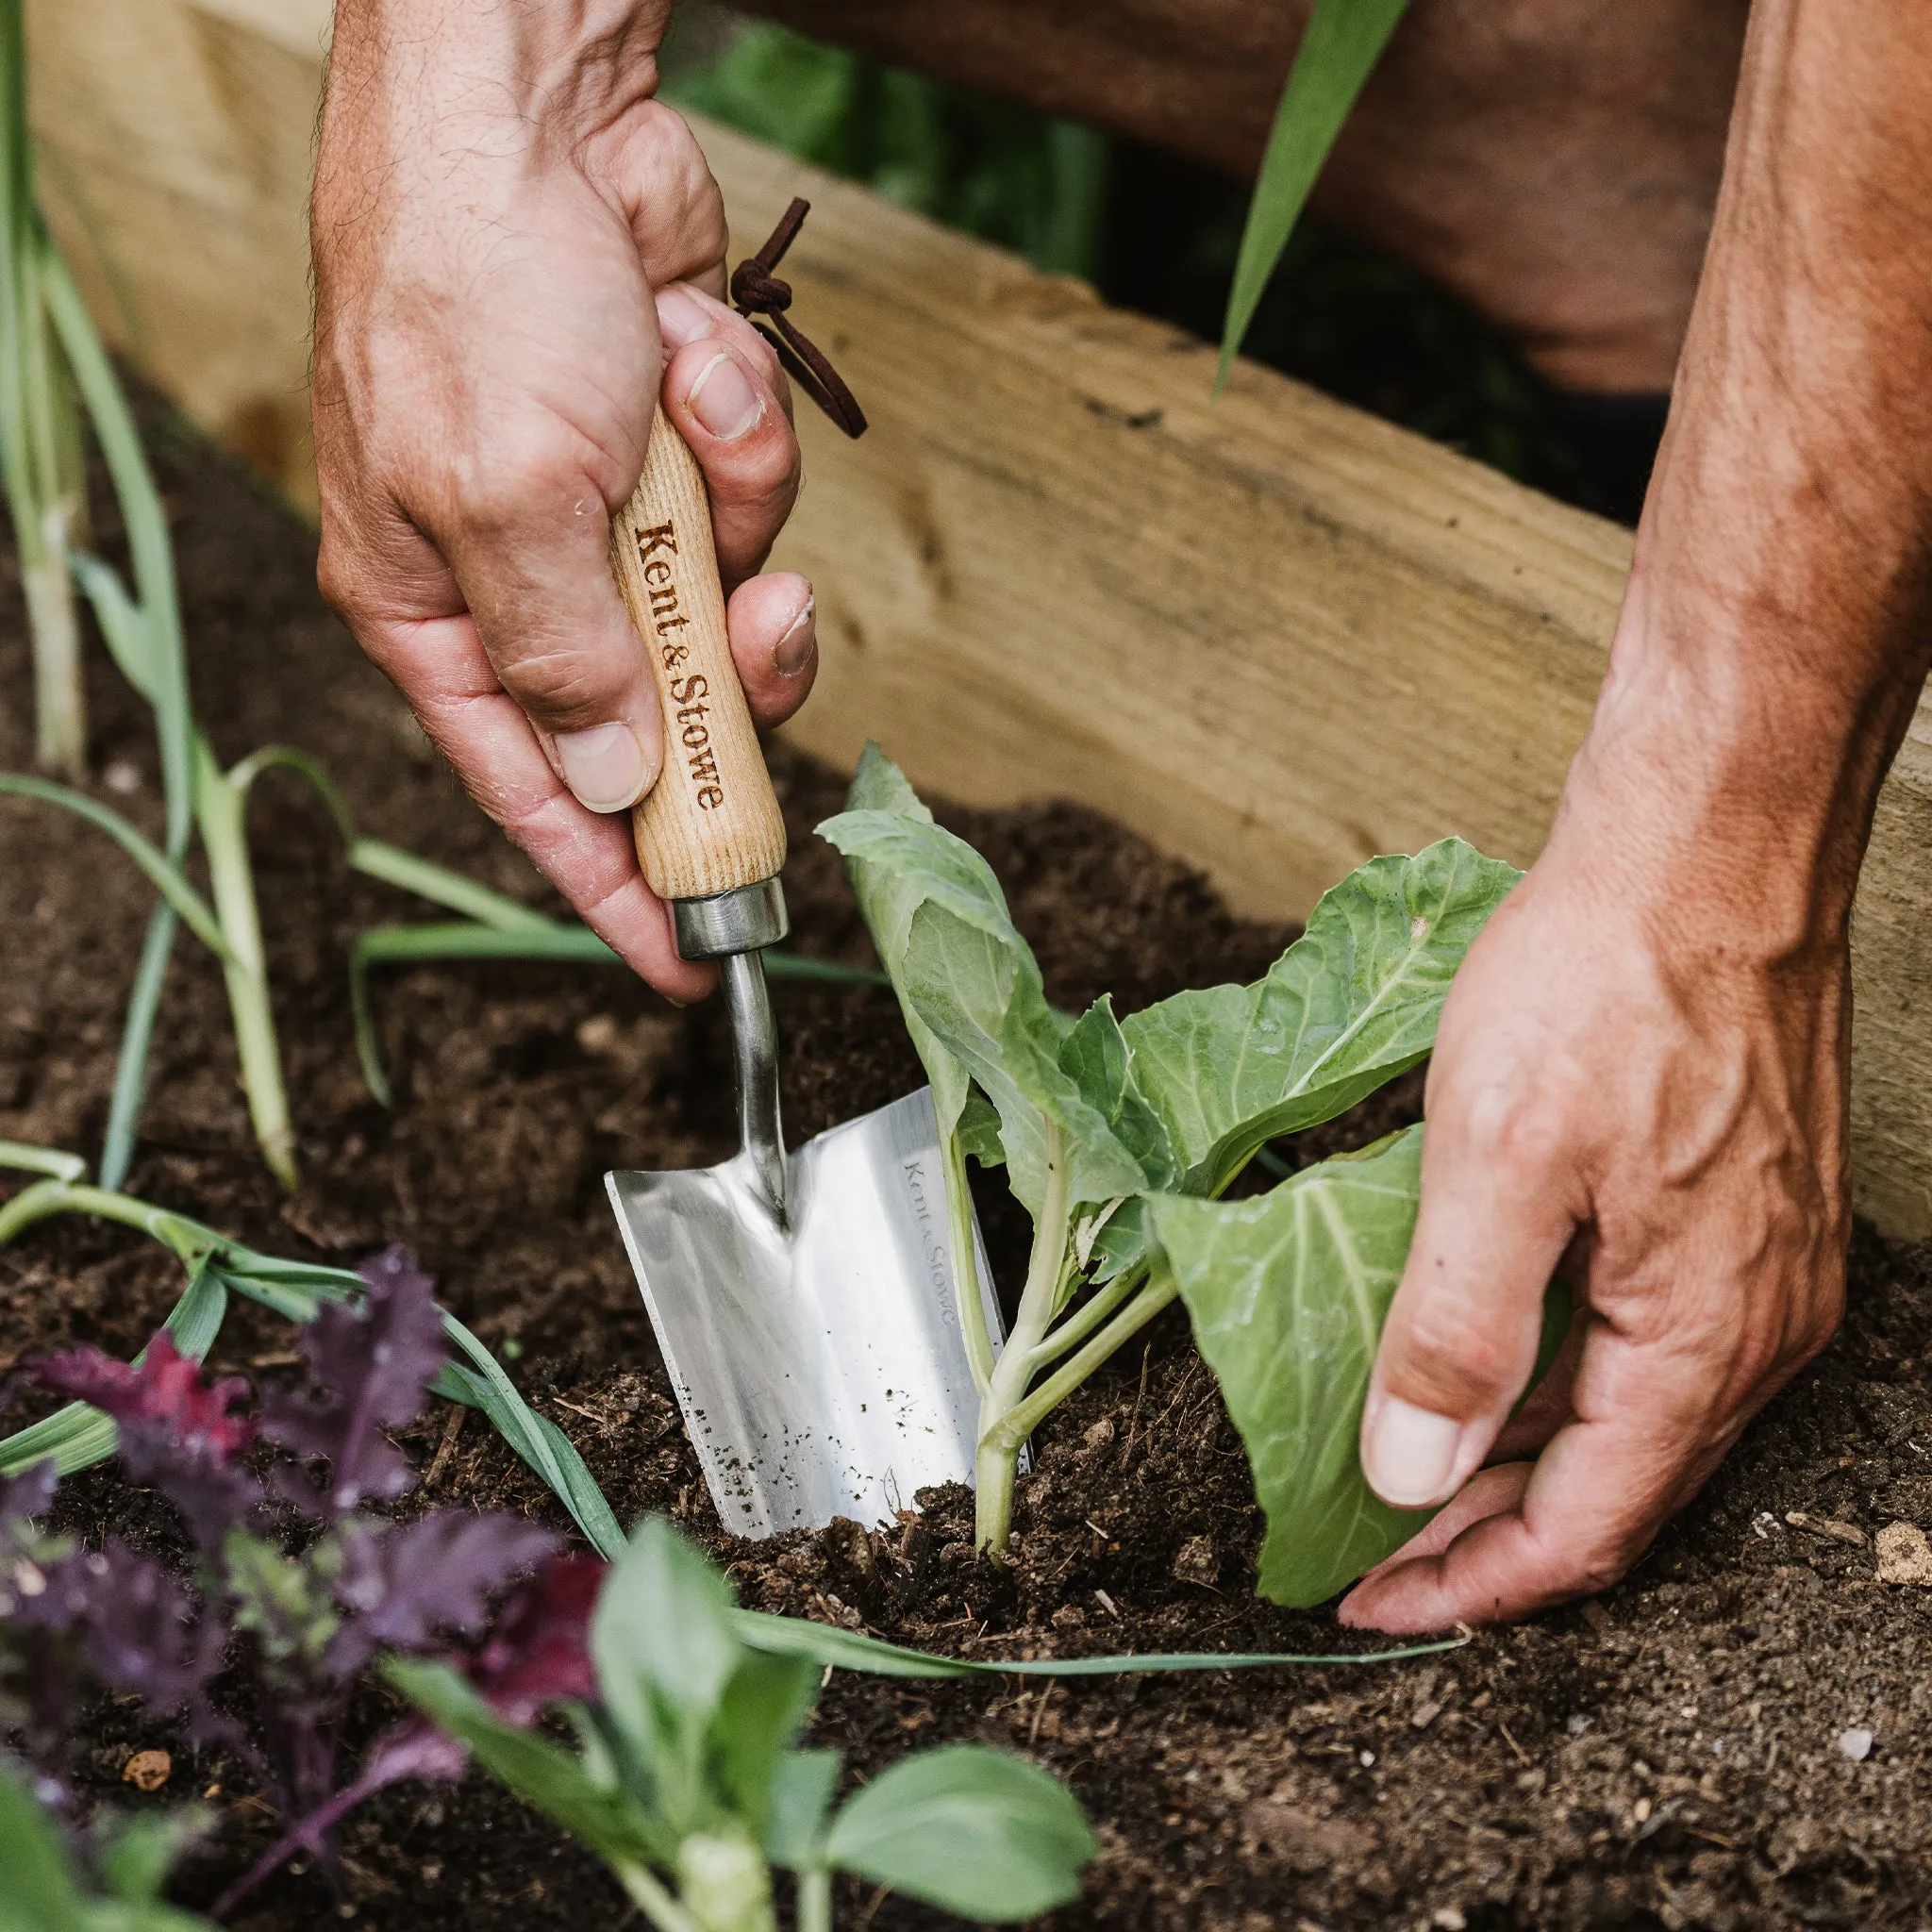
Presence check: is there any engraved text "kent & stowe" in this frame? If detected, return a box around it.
[635,518,724,810]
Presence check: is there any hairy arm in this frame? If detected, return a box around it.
[741,0,1743,391]
[1345,0,1932,1631]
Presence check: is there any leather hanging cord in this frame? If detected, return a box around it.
[729,198,868,440]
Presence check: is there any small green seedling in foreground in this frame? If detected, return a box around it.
[0,1758,210,1932]
[821,747,1539,1605]
[393,1517,1097,1932]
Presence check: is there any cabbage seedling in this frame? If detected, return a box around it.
[821,748,1525,1594]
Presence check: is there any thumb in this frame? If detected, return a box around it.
[1361,1088,1583,1510]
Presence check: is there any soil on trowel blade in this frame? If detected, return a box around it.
[5,418,1932,1932]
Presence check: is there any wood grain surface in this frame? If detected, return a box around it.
[27,0,1932,1238]
[613,414,788,901]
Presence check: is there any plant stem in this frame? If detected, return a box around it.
[943,1127,994,1397]
[974,1121,1073,1551]
[987,1263,1180,1458]
[196,738,298,1188]
[0,1139,85,1182]
[25,519,83,775]
[99,902,176,1191]
[42,248,191,851]
[1025,1258,1149,1372]
[613,1861,704,1932]
[796,1866,833,1932]
[46,243,194,1179]
[0,1174,219,1263]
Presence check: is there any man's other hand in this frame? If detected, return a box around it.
[1341,751,1850,1631]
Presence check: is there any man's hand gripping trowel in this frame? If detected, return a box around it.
[604,406,1000,1538]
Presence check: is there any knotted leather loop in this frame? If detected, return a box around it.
[729,198,867,440]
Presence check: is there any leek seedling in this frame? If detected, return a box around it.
[0,1144,623,1556]
[0,2,88,778]
[42,244,194,1191]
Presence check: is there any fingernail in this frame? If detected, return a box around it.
[687,350,763,441]
[774,594,816,676]
[657,285,712,350]
[1363,1396,1463,1508]
[556,722,648,813]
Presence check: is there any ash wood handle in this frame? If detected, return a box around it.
[611,408,788,902]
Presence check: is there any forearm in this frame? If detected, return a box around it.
[741,0,1738,391]
[735,0,1292,176]
[1570,0,1932,946]
[323,0,670,140]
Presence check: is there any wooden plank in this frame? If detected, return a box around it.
[23,0,1932,1239]
[29,0,321,507]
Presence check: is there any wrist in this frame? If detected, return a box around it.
[1556,575,1920,957]
[325,0,671,156]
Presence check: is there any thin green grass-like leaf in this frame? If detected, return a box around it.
[0,1173,625,1551]
[0,1258,227,1478]
[1216,0,1410,386]
[0,773,228,954]
[193,738,298,1189]
[351,920,886,1106]
[68,550,189,1191]
[351,839,558,931]
[437,1313,626,1560]
[226,743,359,847]
[732,1608,1467,1679]
[42,247,192,856]
[0,1139,84,1181]
[70,547,151,700]
[0,1169,1464,1683]
[99,900,176,1191]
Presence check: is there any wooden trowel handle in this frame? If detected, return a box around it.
[610,408,788,903]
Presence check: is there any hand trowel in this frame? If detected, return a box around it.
[603,405,1000,1539]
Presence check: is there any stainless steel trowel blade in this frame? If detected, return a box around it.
[607,1087,1001,1538]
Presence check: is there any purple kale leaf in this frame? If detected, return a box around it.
[323,1510,558,1681]
[260,1246,447,1521]
[34,1336,260,1552]
[462,1553,606,1723]
[209,1549,606,1916]
[25,1541,229,1730]
[2,1526,237,1791]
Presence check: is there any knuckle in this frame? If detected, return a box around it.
[314,533,356,621]
[313,520,391,636]
[495,644,629,723]
[1453,1075,1569,1175]
[1565,1546,1633,1600]
[457,418,616,537]
[720,438,801,519]
[1394,1295,1524,1402]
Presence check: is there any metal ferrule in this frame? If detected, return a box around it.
[672,877,790,960]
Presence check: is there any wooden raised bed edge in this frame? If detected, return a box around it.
[28,0,1932,1241]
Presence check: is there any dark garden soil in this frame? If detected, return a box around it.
[5,423,1932,1932]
